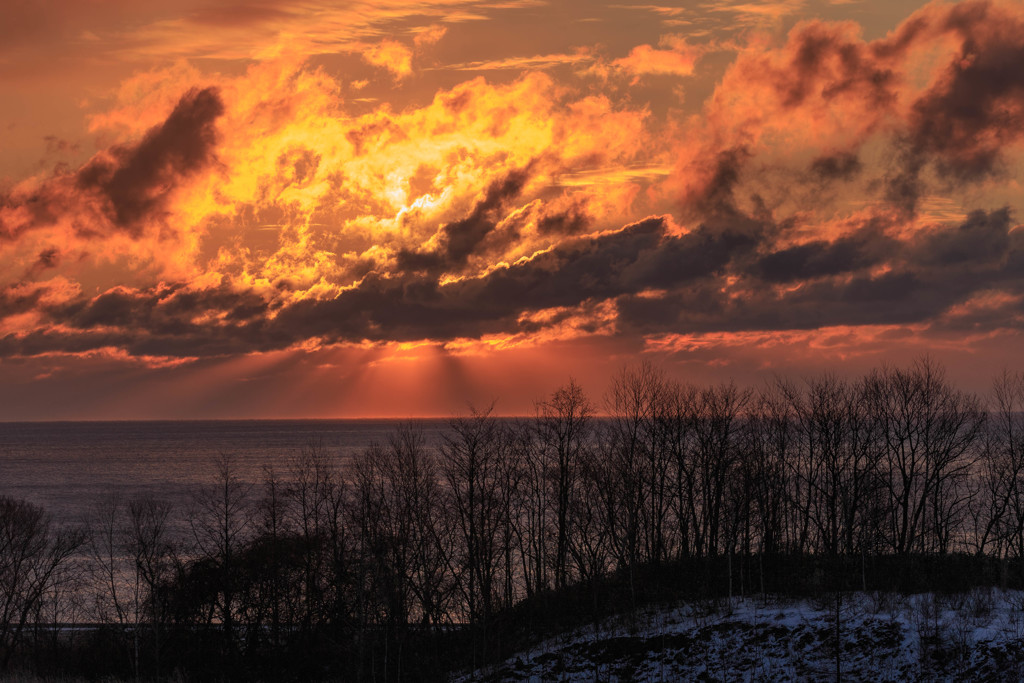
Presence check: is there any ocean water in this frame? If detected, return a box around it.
[0,419,451,524]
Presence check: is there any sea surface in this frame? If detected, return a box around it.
[0,419,451,524]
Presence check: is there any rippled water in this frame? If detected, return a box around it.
[0,419,450,523]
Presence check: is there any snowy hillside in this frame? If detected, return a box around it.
[454,589,1024,681]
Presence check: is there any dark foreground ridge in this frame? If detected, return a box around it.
[4,357,1024,680]
[5,554,1024,681]
[461,587,1024,682]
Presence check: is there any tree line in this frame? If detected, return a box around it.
[3,357,1024,680]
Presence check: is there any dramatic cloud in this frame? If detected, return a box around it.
[76,87,224,232]
[2,0,1024,417]
[612,39,704,78]
[361,40,415,79]
[887,1,1024,209]
[397,169,531,274]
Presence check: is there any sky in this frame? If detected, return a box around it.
[1,0,1023,419]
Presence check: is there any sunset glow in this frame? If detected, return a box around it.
[2,0,1023,418]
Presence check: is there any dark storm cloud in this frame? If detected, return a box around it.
[397,168,529,273]
[2,199,1020,363]
[754,226,895,283]
[763,2,1024,215]
[679,17,907,217]
[13,282,277,361]
[912,208,1012,266]
[0,287,44,321]
[779,22,898,111]
[617,207,1024,335]
[287,217,681,342]
[471,218,757,306]
[537,206,590,236]
[619,269,917,333]
[76,87,224,232]
[5,215,757,359]
[0,87,224,241]
[0,184,61,241]
[32,248,61,271]
[55,283,269,333]
[620,269,946,335]
[810,152,862,182]
[269,215,764,346]
[681,1,1024,218]
[913,3,1024,181]
[886,2,1024,211]
[685,147,751,216]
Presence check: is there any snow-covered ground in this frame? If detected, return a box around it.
[454,589,1024,681]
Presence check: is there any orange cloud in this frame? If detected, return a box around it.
[0,46,667,363]
[706,0,806,25]
[670,0,1024,224]
[87,1,542,64]
[413,24,449,47]
[442,50,596,72]
[3,0,1024,420]
[613,40,703,78]
[361,39,414,79]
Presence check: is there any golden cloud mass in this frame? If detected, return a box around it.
[2,0,1024,417]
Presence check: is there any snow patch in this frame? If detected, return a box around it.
[453,589,1024,682]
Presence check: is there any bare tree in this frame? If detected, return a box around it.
[286,441,345,632]
[867,358,985,554]
[506,419,548,597]
[87,493,133,629]
[665,380,698,559]
[537,379,594,589]
[604,361,665,570]
[256,464,292,648]
[972,372,1024,557]
[388,426,451,626]
[567,445,614,583]
[351,424,449,632]
[493,423,525,610]
[0,496,85,670]
[778,375,883,557]
[439,403,505,625]
[690,382,751,558]
[746,384,793,558]
[189,453,254,651]
[128,497,175,677]
[842,378,887,559]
